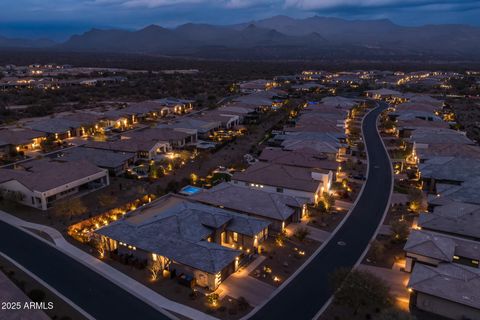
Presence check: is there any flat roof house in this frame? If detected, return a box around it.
[0,159,109,210]
[191,182,308,231]
[408,263,480,320]
[95,194,269,290]
[231,162,333,204]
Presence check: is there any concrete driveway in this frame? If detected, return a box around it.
[216,256,275,306]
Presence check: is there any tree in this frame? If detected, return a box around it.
[390,219,411,243]
[370,240,386,262]
[97,193,117,208]
[54,198,88,220]
[408,189,427,213]
[294,227,310,242]
[148,259,162,281]
[331,268,392,316]
[321,192,335,211]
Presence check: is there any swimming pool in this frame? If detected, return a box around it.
[179,185,202,196]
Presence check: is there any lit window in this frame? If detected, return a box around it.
[473,260,479,265]
[233,232,238,242]
[453,255,460,260]
[152,253,157,261]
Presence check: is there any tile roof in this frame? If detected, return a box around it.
[418,203,480,239]
[55,147,134,169]
[191,182,307,221]
[259,147,338,171]
[85,138,166,154]
[0,159,106,192]
[96,195,269,274]
[419,157,480,182]
[0,128,45,146]
[232,162,324,192]
[416,144,480,160]
[408,263,480,309]
[122,128,191,142]
[409,128,474,145]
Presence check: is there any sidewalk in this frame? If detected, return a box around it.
[0,210,218,320]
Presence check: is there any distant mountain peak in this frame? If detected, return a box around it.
[139,24,167,32]
[2,15,479,60]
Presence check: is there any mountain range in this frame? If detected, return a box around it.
[2,15,480,60]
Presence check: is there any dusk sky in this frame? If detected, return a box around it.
[1,0,480,41]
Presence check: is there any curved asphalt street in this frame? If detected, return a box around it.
[249,102,393,320]
[0,220,171,320]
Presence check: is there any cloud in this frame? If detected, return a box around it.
[284,0,479,10]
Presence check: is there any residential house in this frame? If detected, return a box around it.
[365,88,406,103]
[122,128,196,149]
[396,119,450,139]
[404,229,480,272]
[95,194,269,290]
[195,111,240,130]
[25,112,106,140]
[154,98,194,114]
[54,147,135,176]
[416,144,480,163]
[272,132,346,161]
[238,79,272,93]
[158,118,221,140]
[408,263,480,320]
[85,138,170,161]
[0,128,46,155]
[191,182,308,231]
[419,157,480,195]
[417,202,480,241]
[0,159,109,210]
[259,147,339,172]
[231,162,333,204]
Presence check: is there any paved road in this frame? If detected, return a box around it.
[0,221,172,320]
[249,102,392,320]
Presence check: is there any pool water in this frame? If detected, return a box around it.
[180,185,202,195]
